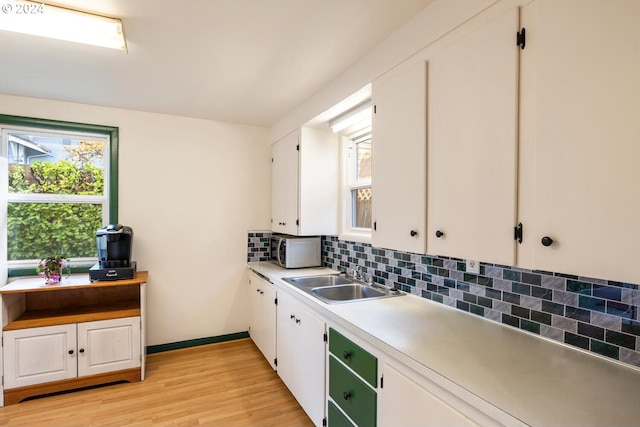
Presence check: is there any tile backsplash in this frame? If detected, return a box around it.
[247,232,640,368]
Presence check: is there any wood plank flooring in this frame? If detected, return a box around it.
[0,338,314,426]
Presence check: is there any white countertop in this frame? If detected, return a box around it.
[249,261,640,427]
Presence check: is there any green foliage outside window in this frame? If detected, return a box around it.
[8,146,105,260]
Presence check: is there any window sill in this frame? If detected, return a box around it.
[339,231,372,245]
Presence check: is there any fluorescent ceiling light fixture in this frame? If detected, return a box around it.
[329,102,372,133]
[0,1,127,51]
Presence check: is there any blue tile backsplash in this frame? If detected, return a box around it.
[247,232,640,368]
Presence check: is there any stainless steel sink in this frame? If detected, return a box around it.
[312,284,386,302]
[282,275,353,289]
[282,275,403,304]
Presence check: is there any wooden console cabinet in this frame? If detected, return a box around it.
[0,271,148,405]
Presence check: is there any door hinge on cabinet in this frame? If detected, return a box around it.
[323,332,328,342]
[514,222,523,244]
[380,375,384,388]
[296,144,300,151]
[322,417,327,426]
[517,27,526,49]
[373,105,377,114]
[274,358,278,367]
[274,297,278,305]
[296,219,299,226]
[373,221,377,231]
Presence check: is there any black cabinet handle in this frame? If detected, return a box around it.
[410,230,418,237]
[343,391,351,400]
[541,236,554,247]
[68,350,74,355]
[79,348,85,353]
[343,351,351,360]
[290,314,295,319]
[435,230,444,238]
[295,319,301,324]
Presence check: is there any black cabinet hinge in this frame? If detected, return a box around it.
[274,297,278,305]
[517,27,526,49]
[373,221,377,231]
[373,105,377,114]
[296,219,299,226]
[380,375,384,388]
[296,144,300,151]
[514,222,523,244]
[323,333,328,342]
[322,417,327,426]
[274,358,277,367]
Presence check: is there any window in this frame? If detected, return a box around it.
[1,115,118,276]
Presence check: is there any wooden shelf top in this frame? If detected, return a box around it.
[0,271,148,294]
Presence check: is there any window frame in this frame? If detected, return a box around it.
[0,114,119,277]
[339,135,372,244]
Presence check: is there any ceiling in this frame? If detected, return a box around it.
[0,0,432,127]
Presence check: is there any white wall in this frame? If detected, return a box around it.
[0,93,271,346]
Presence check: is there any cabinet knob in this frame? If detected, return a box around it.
[343,391,351,401]
[435,230,444,238]
[259,291,264,295]
[410,230,418,237]
[541,236,554,247]
[342,351,351,360]
[68,350,74,355]
[79,348,85,353]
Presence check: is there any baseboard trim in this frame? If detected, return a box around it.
[146,331,250,354]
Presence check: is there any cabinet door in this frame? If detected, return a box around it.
[271,130,300,235]
[77,317,141,377]
[3,324,77,389]
[520,1,640,283]
[372,61,427,254]
[379,363,478,427]
[427,8,520,265]
[276,292,326,427]
[248,272,277,370]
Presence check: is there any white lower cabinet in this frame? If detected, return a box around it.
[379,361,500,427]
[3,317,141,390]
[248,271,277,370]
[276,291,326,427]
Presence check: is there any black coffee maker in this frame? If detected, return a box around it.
[89,224,137,281]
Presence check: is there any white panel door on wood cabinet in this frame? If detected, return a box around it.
[276,292,326,427]
[428,7,519,265]
[372,61,427,254]
[77,317,141,377]
[521,1,640,283]
[271,130,299,235]
[248,272,277,370]
[379,362,480,427]
[3,324,77,389]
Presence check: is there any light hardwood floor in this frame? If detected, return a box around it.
[0,338,314,426]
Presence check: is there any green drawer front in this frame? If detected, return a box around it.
[329,328,378,388]
[329,356,376,427]
[328,401,355,427]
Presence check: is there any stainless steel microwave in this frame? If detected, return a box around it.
[271,235,322,268]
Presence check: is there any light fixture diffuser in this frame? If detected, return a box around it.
[0,1,127,51]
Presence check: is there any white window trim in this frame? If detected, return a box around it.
[339,136,372,244]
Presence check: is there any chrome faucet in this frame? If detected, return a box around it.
[351,265,364,281]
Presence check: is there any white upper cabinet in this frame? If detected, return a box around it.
[517,1,640,283]
[372,61,427,254]
[427,7,520,265]
[271,127,339,236]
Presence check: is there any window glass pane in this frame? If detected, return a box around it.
[355,140,371,182]
[8,132,105,195]
[352,187,372,228]
[7,202,102,260]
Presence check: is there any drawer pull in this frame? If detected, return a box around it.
[343,391,351,400]
[342,351,351,360]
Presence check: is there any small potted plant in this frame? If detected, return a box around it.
[36,255,71,284]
